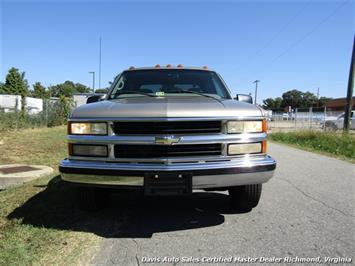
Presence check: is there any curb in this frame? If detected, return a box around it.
[0,164,54,190]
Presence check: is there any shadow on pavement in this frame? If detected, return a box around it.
[8,175,249,238]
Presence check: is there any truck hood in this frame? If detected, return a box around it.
[71,96,263,119]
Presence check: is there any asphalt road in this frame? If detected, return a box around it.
[93,142,355,266]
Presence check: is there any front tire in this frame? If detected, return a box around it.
[77,187,108,211]
[228,184,262,211]
[325,122,337,131]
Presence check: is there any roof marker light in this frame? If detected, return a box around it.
[129,66,135,70]
[166,64,172,68]
[177,64,183,68]
[155,64,161,68]
[202,65,208,69]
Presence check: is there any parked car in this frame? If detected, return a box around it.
[261,109,272,122]
[324,111,355,130]
[59,66,276,211]
[282,112,295,120]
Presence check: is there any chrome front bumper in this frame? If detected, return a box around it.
[59,155,276,189]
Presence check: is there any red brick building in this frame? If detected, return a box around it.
[323,97,355,111]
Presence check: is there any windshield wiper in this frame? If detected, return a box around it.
[113,91,157,98]
[167,89,224,104]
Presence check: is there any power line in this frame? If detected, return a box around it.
[252,0,350,79]
[234,0,312,74]
[252,0,313,59]
[268,0,350,65]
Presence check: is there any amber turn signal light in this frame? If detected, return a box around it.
[262,119,267,133]
[262,140,267,153]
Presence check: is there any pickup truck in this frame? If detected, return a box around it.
[323,111,355,130]
[59,66,276,211]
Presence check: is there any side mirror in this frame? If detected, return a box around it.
[235,94,253,104]
[86,95,102,104]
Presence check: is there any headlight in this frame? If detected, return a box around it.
[227,120,265,133]
[69,122,107,135]
[228,143,262,155]
[70,144,108,157]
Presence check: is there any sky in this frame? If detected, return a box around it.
[0,0,354,103]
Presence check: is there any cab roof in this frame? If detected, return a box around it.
[124,65,213,72]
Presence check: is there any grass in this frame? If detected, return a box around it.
[2,127,352,265]
[269,130,355,162]
[0,127,99,265]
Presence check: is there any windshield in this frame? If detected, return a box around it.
[108,69,231,99]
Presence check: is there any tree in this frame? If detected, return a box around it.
[274,97,282,109]
[48,81,74,97]
[75,83,91,94]
[262,90,332,110]
[262,98,276,109]
[318,96,333,107]
[2,67,29,96]
[48,81,91,97]
[2,67,29,116]
[0,82,4,93]
[31,82,48,99]
[263,97,283,109]
[302,91,318,108]
[281,89,303,108]
[95,88,109,94]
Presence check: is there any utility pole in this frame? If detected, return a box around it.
[344,35,354,132]
[253,80,260,105]
[99,37,102,90]
[89,71,95,93]
[317,87,320,108]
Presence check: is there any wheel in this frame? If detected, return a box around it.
[228,184,262,211]
[325,122,337,131]
[77,187,108,211]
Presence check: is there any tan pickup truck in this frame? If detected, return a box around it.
[59,66,276,211]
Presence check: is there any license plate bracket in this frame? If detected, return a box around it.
[144,172,192,196]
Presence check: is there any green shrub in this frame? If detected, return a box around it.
[0,97,73,132]
[269,130,355,160]
[45,97,73,127]
[0,111,45,131]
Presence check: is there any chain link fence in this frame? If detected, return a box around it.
[0,93,104,132]
[267,107,349,131]
[0,97,73,132]
[1,94,352,133]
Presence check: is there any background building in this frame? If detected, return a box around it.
[323,97,355,111]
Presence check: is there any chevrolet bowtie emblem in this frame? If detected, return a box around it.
[155,136,181,145]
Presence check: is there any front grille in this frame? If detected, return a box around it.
[114,144,222,158]
[112,121,222,135]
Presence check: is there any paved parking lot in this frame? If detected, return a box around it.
[93,142,354,265]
